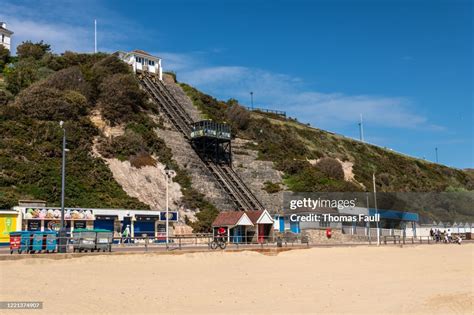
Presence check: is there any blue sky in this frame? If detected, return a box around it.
[2,0,473,168]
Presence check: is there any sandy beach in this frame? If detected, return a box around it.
[1,244,473,315]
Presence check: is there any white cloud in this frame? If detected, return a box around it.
[2,0,139,54]
[287,92,444,130]
[181,66,248,86]
[168,60,442,131]
[7,18,93,53]
[156,52,200,72]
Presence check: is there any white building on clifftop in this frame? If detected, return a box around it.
[117,50,163,80]
[0,22,13,51]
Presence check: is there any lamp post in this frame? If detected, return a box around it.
[164,166,176,249]
[372,173,380,246]
[358,114,364,142]
[250,91,254,110]
[435,147,438,163]
[366,192,371,244]
[58,121,67,253]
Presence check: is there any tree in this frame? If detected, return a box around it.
[17,40,51,60]
[91,55,130,86]
[4,58,40,94]
[98,73,147,125]
[40,66,92,100]
[15,84,88,120]
[315,157,345,180]
[227,103,250,131]
[190,206,219,233]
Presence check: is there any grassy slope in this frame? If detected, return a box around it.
[265,116,470,192]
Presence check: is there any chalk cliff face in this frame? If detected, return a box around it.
[103,159,182,210]
[89,111,181,211]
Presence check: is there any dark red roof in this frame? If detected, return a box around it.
[245,210,264,224]
[212,211,245,226]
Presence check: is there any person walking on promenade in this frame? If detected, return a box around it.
[123,225,131,244]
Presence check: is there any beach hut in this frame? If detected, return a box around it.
[458,222,466,234]
[437,221,445,230]
[245,210,274,243]
[466,222,473,234]
[452,222,459,234]
[212,211,253,243]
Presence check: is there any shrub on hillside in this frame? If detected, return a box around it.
[39,66,92,99]
[98,73,146,125]
[164,71,176,82]
[15,85,88,120]
[278,159,311,175]
[315,157,345,180]
[4,58,40,94]
[263,181,282,194]
[190,206,219,233]
[17,41,51,60]
[91,55,130,86]
[227,103,250,131]
[378,173,391,186]
[180,83,228,122]
[0,46,10,69]
[0,90,13,106]
[129,152,157,168]
[43,51,107,72]
[37,66,55,80]
[98,130,146,160]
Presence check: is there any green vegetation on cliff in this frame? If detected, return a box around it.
[180,83,472,193]
[0,42,149,209]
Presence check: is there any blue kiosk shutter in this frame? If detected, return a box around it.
[134,221,155,236]
[279,217,285,232]
[290,221,300,233]
[94,219,114,231]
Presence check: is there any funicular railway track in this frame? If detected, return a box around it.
[138,74,265,211]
